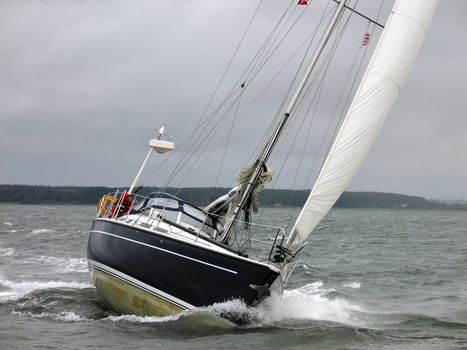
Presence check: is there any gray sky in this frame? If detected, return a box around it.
[1,0,466,200]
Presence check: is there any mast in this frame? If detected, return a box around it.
[220,0,348,244]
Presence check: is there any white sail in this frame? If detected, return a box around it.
[287,0,438,246]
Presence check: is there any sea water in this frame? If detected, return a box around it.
[0,204,466,349]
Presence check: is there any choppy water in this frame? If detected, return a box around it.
[1,204,466,349]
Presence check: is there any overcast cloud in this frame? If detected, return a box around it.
[0,0,466,200]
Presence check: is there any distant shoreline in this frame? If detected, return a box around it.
[0,184,465,210]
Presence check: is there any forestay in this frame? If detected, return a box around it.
[287,0,438,246]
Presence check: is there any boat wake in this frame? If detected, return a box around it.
[102,281,368,329]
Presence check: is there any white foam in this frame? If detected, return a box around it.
[12,310,87,322]
[0,277,92,302]
[254,282,364,327]
[31,229,55,234]
[203,298,256,317]
[54,311,87,322]
[343,282,361,289]
[105,313,182,323]
[57,258,88,273]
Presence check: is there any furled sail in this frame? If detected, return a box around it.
[287,0,438,246]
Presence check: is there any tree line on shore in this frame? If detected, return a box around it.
[0,184,465,210]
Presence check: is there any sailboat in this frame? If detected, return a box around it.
[87,0,437,319]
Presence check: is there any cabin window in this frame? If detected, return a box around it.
[147,197,178,210]
[182,204,206,222]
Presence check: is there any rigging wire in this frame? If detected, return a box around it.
[195,0,300,171]
[170,94,244,189]
[265,4,342,169]
[245,3,312,88]
[258,3,301,63]
[238,0,296,90]
[214,91,243,187]
[285,65,328,206]
[204,1,333,194]
[238,1,334,174]
[169,0,265,175]
[163,98,178,128]
[139,0,298,192]
[258,3,352,216]
[137,0,265,190]
[246,2,303,83]
[165,85,245,192]
[151,1,301,192]
[282,26,350,227]
[302,0,385,190]
[147,1,332,194]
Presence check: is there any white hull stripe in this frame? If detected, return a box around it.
[90,230,238,275]
[88,259,195,310]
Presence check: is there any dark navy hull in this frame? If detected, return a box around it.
[87,219,282,314]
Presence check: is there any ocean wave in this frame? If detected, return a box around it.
[0,277,92,302]
[382,312,467,330]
